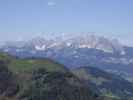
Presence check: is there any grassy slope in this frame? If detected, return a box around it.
[0,52,67,73]
[1,52,128,100]
[0,52,68,100]
[9,58,68,73]
[0,52,102,100]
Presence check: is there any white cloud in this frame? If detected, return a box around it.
[47,1,56,6]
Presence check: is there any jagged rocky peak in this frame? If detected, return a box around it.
[61,34,125,54]
[28,37,48,50]
[0,33,126,55]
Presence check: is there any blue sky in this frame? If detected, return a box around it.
[0,0,133,46]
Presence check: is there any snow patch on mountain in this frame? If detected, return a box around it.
[35,45,46,51]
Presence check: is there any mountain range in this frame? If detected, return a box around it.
[1,34,133,82]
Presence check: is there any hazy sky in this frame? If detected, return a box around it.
[0,0,133,46]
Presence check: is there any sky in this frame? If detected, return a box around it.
[0,0,133,46]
